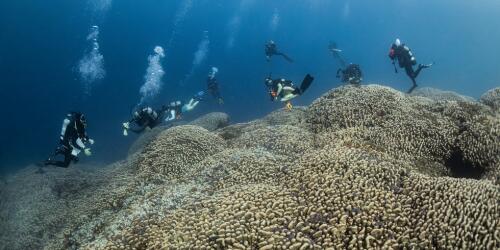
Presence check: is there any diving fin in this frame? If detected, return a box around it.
[282,54,294,63]
[298,74,314,94]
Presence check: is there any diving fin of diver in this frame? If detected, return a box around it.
[282,54,294,63]
[299,74,314,94]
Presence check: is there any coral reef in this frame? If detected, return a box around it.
[128,112,229,156]
[189,112,230,131]
[127,125,172,156]
[411,87,476,102]
[137,125,227,181]
[480,87,500,112]
[1,85,498,250]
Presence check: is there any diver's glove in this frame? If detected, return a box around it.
[84,148,92,156]
[88,139,95,145]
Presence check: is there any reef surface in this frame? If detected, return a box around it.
[0,85,498,250]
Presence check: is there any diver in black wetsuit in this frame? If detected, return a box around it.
[389,38,433,93]
[264,74,314,110]
[44,112,94,168]
[265,40,293,63]
[329,42,363,85]
[337,63,363,85]
[207,67,224,104]
[122,106,168,136]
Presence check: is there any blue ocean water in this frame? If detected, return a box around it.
[0,0,499,173]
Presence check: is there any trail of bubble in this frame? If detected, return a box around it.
[77,25,106,96]
[270,8,280,33]
[180,31,210,86]
[138,46,166,106]
[226,0,256,50]
[88,0,113,15]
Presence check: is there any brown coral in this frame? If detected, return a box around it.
[138,125,226,180]
[188,112,230,131]
[3,84,498,250]
[480,87,500,112]
[101,144,500,250]
[229,125,316,160]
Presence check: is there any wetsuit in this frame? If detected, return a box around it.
[266,78,295,101]
[389,44,428,93]
[128,107,165,133]
[45,113,89,168]
[265,43,293,63]
[265,75,314,102]
[207,77,223,102]
[337,64,363,85]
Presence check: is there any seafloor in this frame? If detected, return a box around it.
[0,84,499,249]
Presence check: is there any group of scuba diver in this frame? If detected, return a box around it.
[41,38,432,169]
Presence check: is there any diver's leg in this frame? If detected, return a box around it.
[182,99,200,112]
[281,92,299,102]
[44,158,70,168]
[405,65,418,93]
[413,64,425,78]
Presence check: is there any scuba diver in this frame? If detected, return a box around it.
[329,41,363,85]
[122,106,169,136]
[207,67,224,104]
[265,40,293,63]
[389,38,433,93]
[337,63,363,85]
[164,91,204,122]
[43,112,94,168]
[264,74,314,110]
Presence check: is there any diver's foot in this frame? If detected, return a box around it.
[407,84,418,93]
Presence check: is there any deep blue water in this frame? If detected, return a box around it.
[1,0,499,173]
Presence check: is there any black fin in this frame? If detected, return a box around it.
[299,74,314,94]
[282,54,294,63]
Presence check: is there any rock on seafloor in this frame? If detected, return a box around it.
[0,84,499,250]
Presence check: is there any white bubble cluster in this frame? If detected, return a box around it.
[88,0,113,13]
[226,0,255,50]
[180,31,210,86]
[139,46,166,105]
[78,25,106,95]
[270,8,280,32]
[167,0,193,49]
[342,1,351,19]
[193,31,210,66]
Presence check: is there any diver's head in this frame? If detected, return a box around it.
[76,113,87,128]
[394,38,401,47]
[264,77,273,87]
[269,40,275,45]
[176,101,181,106]
[133,111,140,119]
